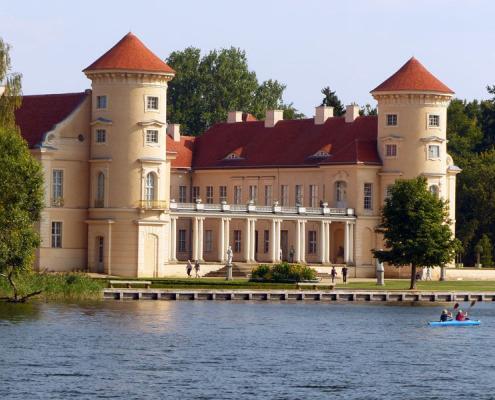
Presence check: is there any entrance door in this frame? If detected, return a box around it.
[96,236,104,273]
[144,234,158,277]
[281,230,289,261]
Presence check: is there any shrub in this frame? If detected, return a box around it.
[251,262,317,282]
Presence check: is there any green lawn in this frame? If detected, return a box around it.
[336,280,495,292]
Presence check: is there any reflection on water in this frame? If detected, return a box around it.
[0,301,494,400]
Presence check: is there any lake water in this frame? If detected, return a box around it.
[1,301,494,400]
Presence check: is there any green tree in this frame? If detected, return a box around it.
[320,86,345,116]
[447,99,483,159]
[0,38,22,128]
[373,177,459,289]
[0,125,44,302]
[477,234,493,267]
[359,104,377,116]
[167,47,303,135]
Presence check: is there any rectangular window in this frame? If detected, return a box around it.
[219,186,227,202]
[51,221,62,248]
[264,185,272,206]
[308,230,317,254]
[249,185,257,203]
[234,230,242,253]
[281,185,289,206]
[179,186,187,203]
[364,183,373,210]
[146,129,159,144]
[385,144,397,157]
[96,95,107,109]
[52,169,63,206]
[295,185,303,206]
[309,185,318,207]
[178,229,187,252]
[205,230,213,253]
[263,230,270,253]
[428,114,440,127]
[385,185,393,199]
[146,96,159,110]
[428,145,440,159]
[192,186,200,202]
[206,186,214,204]
[234,186,242,205]
[386,114,397,126]
[96,129,106,143]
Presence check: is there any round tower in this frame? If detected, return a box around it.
[83,33,175,277]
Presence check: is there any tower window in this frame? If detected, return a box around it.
[146,96,159,111]
[146,130,159,144]
[364,183,373,210]
[95,172,105,208]
[429,185,440,198]
[96,129,106,143]
[386,114,397,126]
[52,169,64,207]
[385,144,397,157]
[145,173,155,201]
[428,145,440,159]
[96,95,107,109]
[51,221,62,248]
[428,114,440,127]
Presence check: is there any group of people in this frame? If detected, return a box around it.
[186,260,201,278]
[440,308,469,322]
[330,266,348,284]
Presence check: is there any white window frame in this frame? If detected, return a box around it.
[178,186,187,203]
[364,183,373,210]
[385,143,398,158]
[385,185,393,200]
[192,186,200,202]
[95,129,107,144]
[206,186,214,204]
[95,172,105,208]
[178,229,187,252]
[204,230,213,253]
[219,186,227,203]
[249,185,258,204]
[145,173,156,201]
[234,186,242,205]
[429,184,440,198]
[96,95,107,110]
[145,129,159,145]
[427,113,441,128]
[52,169,64,207]
[428,144,441,160]
[280,185,289,206]
[386,114,398,126]
[295,185,303,206]
[51,221,62,248]
[263,230,270,253]
[308,231,317,254]
[309,185,318,208]
[335,181,347,204]
[234,230,242,253]
[145,95,159,112]
[264,185,272,206]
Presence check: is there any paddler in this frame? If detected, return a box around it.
[440,309,452,322]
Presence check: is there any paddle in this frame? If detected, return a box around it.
[466,300,477,318]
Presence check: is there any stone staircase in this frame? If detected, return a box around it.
[203,263,255,278]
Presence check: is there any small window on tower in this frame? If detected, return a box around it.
[96,95,107,109]
[146,96,159,111]
[96,129,106,143]
[385,144,397,158]
[428,114,440,127]
[386,114,397,126]
[146,130,159,144]
[428,145,440,159]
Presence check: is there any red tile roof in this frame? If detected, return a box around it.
[167,135,196,168]
[15,92,88,148]
[372,57,453,94]
[191,116,380,169]
[84,32,175,75]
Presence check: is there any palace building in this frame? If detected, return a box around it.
[14,33,460,277]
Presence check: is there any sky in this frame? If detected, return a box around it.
[1,0,494,117]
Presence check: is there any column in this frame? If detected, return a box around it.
[275,220,282,262]
[244,218,251,262]
[224,218,230,257]
[170,217,177,262]
[319,220,326,264]
[325,221,331,263]
[300,220,306,263]
[344,221,350,264]
[192,217,199,261]
[218,218,225,262]
[295,221,301,262]
[271,219,277,262]
[350,222,355,264]
[250,219,256,262]
[198,217,204,262]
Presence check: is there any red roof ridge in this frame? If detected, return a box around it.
[84,32,175,75]
[22,91,87,98]
[371,57,453,94]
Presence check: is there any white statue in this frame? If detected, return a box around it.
[226,245,233,266]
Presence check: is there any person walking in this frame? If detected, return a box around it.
[289,246,295,263]
[330,266,337,284]
[194,260,201,278]
[186,260,193,278]
[425,267,432,281]
[342,266,348,284]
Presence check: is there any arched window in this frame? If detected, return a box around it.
[145,173,155,201]
[335,181,347,206]
[96,172,105,207]
[429,184,439,198]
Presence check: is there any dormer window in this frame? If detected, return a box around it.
[224,147,244,160]
[225,153,241,160]
[386,114,397,126]
[428,114,440,127]
[146,96,159,111]
[96,95,107,109]
[309,144,331,159]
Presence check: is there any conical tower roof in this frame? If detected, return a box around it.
[371,57,453,94]
[84,32,175,75]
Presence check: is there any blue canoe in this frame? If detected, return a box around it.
[428,320,480,327]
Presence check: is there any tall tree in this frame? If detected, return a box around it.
[477,234,493,267]
[0,38,22,128]
[320,86,345,116]
[373,177,459,289]
[167,47,303,135]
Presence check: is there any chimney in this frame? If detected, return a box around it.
[345,104,360,123]
[227,111,243,123]
[315,106,334,125]
[265,110,283,128]
[167,123,181,142]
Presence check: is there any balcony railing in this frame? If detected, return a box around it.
[138,200,168,210]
